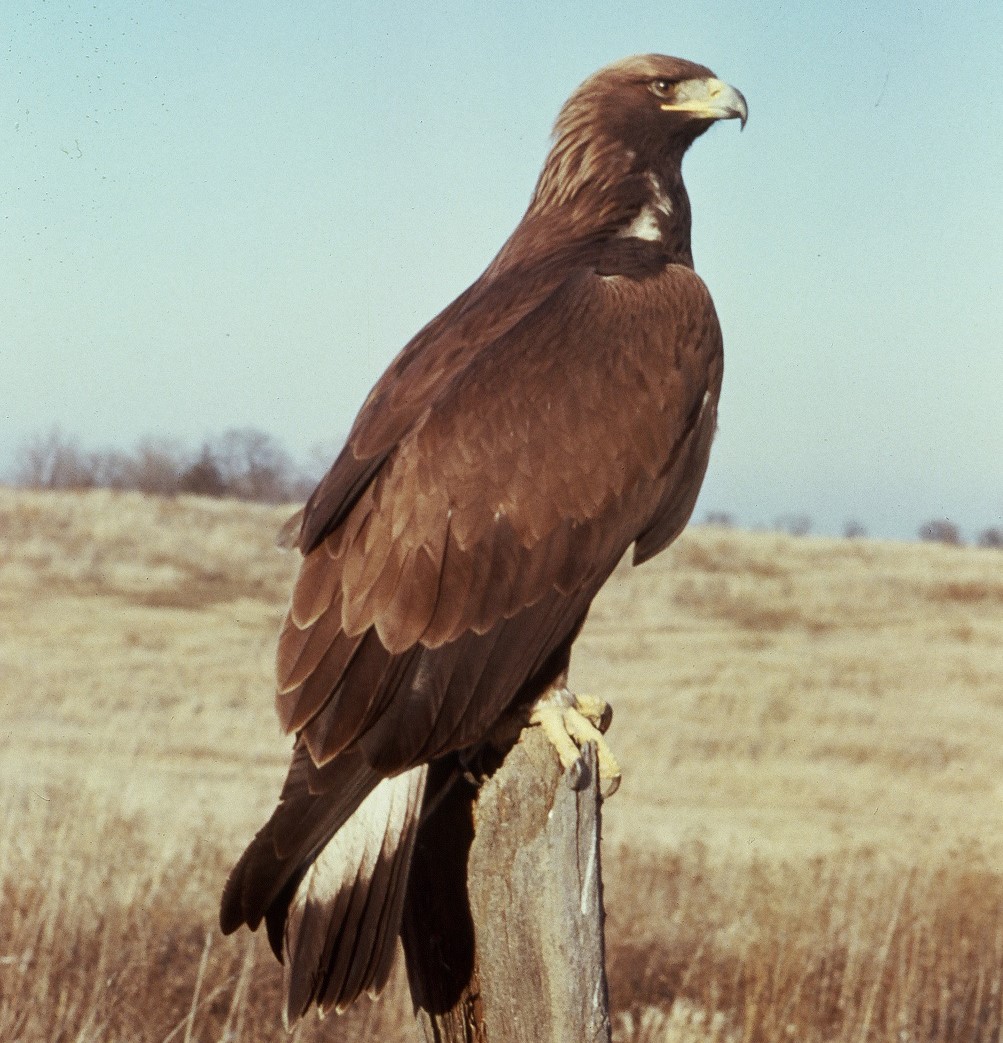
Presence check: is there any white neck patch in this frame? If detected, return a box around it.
[616,172,672,242]
[619,203,662,241]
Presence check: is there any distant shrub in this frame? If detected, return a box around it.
[843,520,867,539]
[13,426,100,490]
[977,527,1003,550]
[773,513,812,537]
[178,447,228,497]
[206,427,295,502]
[919,519,963,546]
[122,438,188,495]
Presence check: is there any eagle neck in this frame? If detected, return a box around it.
[517,132,700,273]
[650,162,694,268]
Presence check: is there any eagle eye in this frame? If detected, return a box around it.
[649,78,674,99]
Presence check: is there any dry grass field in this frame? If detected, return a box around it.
[1,487,1002,1042]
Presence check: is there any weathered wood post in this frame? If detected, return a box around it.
[401,727,612,1043]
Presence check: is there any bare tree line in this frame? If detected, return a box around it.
[9,426,338,504]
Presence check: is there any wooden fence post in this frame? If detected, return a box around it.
[401,726,612,1043]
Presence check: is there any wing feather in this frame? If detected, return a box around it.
[290,534,342,629]
[421,525,477,647]
[277,602,345,697]
[300,630,396,764]
[277,618,363,734]
[372,526,450,655]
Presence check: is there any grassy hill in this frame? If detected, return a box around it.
[2,488,1002,1042]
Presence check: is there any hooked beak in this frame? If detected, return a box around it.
[660,77,748,129]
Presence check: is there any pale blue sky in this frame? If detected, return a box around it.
[4,1,1001,539]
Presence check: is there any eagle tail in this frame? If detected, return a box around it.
[220,748,427,1022]
[282,765,428,1023]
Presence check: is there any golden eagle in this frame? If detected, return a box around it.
[221,53,747,1021]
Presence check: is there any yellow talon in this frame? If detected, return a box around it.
[529,687,622,797]
[571,692,614,735]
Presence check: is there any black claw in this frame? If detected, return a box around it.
[597,704,613,734]
[567,755,591,791]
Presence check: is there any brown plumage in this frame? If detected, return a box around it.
[220,53,747,1021]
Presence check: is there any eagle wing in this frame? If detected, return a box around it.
[277,255,723,774]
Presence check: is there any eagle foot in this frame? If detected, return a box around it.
[530,687,621,798]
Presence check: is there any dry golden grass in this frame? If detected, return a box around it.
[1,488,1001,1042]
[606,843,1003,1043]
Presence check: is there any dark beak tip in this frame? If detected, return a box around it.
[730,85,749,131]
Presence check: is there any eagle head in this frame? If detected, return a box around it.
[559,54,747,155]
[529,54,747,263]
